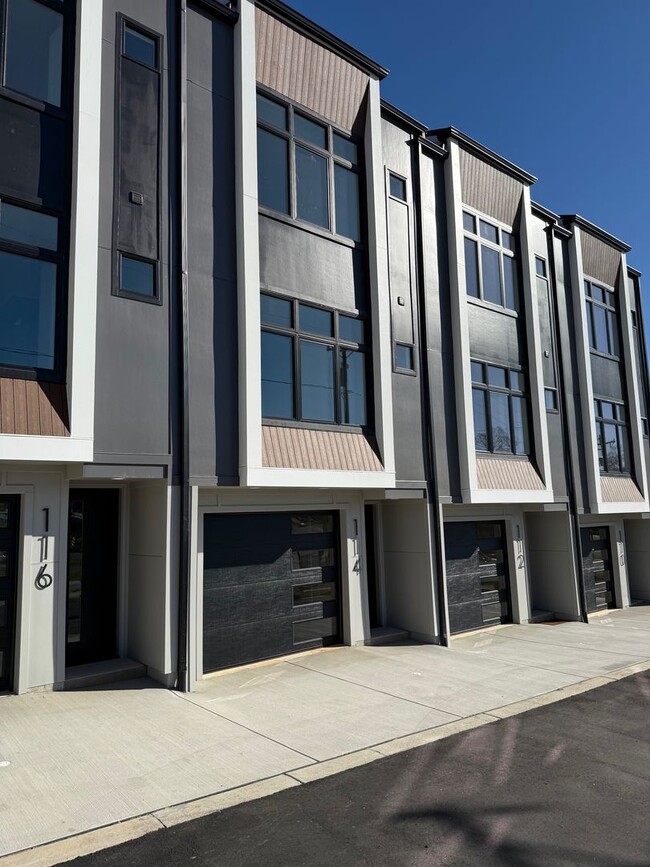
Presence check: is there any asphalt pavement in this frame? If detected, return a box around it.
[67,670,650,867]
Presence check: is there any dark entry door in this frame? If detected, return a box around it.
[580,526,615,613]
[0,496,20,692]
[364,504,380,629]
[444,521,512,634]
[203,511,341,672]
[66,489,120,667]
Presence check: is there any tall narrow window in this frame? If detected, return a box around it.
[594,399,631,474]
[584,280,619,357]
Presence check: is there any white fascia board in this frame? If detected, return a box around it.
[246,467,396,489]
[67,0,102,442]
[444,141,475,500]
[593,501,648,515]
[567,227,602,507]
[365,77,395,475]
[467,488,555,505]
[519,187,553,494]
[618,253,650,507]
[235,0,262,486]
[0,436,93,463]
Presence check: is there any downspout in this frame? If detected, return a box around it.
[176,0,191,690]
[545,224,588,622]
[411,136,449,647]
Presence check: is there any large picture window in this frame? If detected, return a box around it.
[584,280,619,357]
[0,198,62,372]
[463,211,519,311]
[261,293,368,427]
[594,399,631,474]
[2,0,64,106]
[256,92,362,242]
[471,360,530,455]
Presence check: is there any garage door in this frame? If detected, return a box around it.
[444,521,512,634]
[580,526,615,612]
[203,511,340,672]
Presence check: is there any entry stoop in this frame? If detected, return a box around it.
[529,609,556,623]
[64,658,147,690]
[367,626,410,646]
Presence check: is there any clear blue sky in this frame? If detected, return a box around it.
[290,0,650,329]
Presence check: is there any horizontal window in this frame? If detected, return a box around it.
[261,294,369,427]
[0,201,58,250]
[291,514,334,535]
[256,92,362,241]
[120,255,156,299]
[291,549,335,570]
[123,24,157,68]
[4,0,64,106]
[293,616,338,644]
[472,361,530,456]
[463,211,519,311]
[293,582,337,606]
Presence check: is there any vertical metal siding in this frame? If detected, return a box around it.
[262,425,383,471]
[459,149,523,226]
[255,8,369,132]
[580,232,621,286]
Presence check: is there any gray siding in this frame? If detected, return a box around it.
[459,148,523,226]
[186,5,238,482]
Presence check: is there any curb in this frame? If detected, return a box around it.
[1,661,648,866]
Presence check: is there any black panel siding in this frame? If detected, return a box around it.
[203,512,340,672]
[467,303,524,368]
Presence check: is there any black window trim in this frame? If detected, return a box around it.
[112,13,163,306]
[583,277,620,360]
[261,290,372,431]
[593,396,633,476]
[471,358,531,457]
[393,342,417,376]
[463,206,520,314]
[256,84,365,245]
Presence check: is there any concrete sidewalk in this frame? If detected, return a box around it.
[1,607,649,863]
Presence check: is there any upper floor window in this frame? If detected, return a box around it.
[471,360,530,455]
[256,92,362,242]
[261,293,368,426]
[584,280,619,358]
[2,0,64,107]
[463,211,518,312]
[594,399,630,474]
[0,197,61,372]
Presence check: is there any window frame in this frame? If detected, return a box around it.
[584,278,620,360]
[471,359,531,456]
[261,291,371,430]
[256,86,365,244]
[462,208,519,313]
[593,397,632,476]
[0,0,74,116]
[393,342,416,375]
[111,14,163,306]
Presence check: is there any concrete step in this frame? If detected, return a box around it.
[64,658,147,690]
[530,609,555,624]
[367,626,410,646]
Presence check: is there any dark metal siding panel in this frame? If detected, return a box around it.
[468,304,523,367]
[580,232,621,286]
[459,149,523,226]
[259,216,368,313]
[186,6,238,481]
[590,354,624,401]
[255,7,369,133]
[387,198,415,345]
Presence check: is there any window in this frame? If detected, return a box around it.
[471,361,530,455]
[388,173,407,202]
[123,23,156,68]
[3,0,64,106]
[0,198,61,372]
[594,399,631,474]
[584,280,619,357]
[119,255,156,298]
[463,211,519,311]
[261,294,368,427]
[394,343,415,372]
[544,387,558,412]
[642,418,649,439]
[256,92,362,241]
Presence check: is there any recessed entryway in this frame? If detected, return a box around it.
[66,489,120,668]
[444,520,512,634]
[0,496,19,692]
[202,511,341,673]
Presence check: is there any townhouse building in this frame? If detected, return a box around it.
[0,0,648,695]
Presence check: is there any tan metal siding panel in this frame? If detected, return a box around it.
[0,378,69,436]
[255,8,369,132]
[262,425,383,471]
[600,475,644,503]
[459,149,523,226]
[580,231,621,287]
[476,456,545,490]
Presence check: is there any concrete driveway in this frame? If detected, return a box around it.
[1,606,649,860]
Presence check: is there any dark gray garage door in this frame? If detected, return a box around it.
[203,511,341,672]
[444,521,512,634]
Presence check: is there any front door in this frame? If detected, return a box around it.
[580,526,615,613]
[66,489,120,668]
[0,496,19,692]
